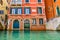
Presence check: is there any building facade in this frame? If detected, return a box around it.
[45,0,54,21]
[7,0,46,31]
[45,0,60,30]
[45,0,60,21]
[0,0,8,30]
[53,0,60,17]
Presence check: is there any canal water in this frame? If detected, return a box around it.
[0,31,60,40]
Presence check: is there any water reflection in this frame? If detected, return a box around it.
[0,31,7,40]
[0,31,60,40]
[24,30,30,40]
[7,31,24,40]
[12,31,19,38]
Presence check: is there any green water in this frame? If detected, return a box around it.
[0,31,60,40]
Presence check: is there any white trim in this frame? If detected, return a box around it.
[12,19,20,30]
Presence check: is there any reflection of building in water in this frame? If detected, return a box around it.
[0,0,8,30]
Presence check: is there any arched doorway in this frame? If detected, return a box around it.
[13,20,19,28]
[24,19,30,30]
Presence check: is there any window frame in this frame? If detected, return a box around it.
[11,8,16,14]
[10,7,22,15]
[54,0,56,2]
[32,18,36,25]
[17,7,22,14]
[39,18,43,25]
[37,0,42,3]
[0,10,4,14]
[37,7,42,14]
[24,7,31,14]
[56,6,60,16]
[25,0,30,3]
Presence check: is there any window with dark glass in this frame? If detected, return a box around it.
[0,10,4,14]
[25,0,29,3]
[57,6,60,16]
[54,0,56,2]
[24,7,30,14]
[38,7,42,14]
[38,0,41,2]
[10,8,16,14]
[39,18,43,24]
[10,7,22,14]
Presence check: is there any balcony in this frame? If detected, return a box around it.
[10,0,22,6]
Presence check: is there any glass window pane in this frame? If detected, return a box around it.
[32,19,36,24]
[0,10,4,14]
[57,6,60,16]
[38,0,41,2]
[18,8,22,14]
[54,0,56,2]
[12,9,15,14]
[25,0,29,2]
[38,7,42,14]
[26,9,29,14]
[39,19,43,24]
[24,7,30,14]
[16,0,22,4]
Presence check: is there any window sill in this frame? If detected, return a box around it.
[39,24,45,26]
[24,2,30,4]
[0,14,3,15]
[32,24,37,26]
[9,14,31,16]
[9,14,22,15]
[24,14,31,15]
[38,13,42,14]
[38,2,42,4]
[37,14,43,15]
